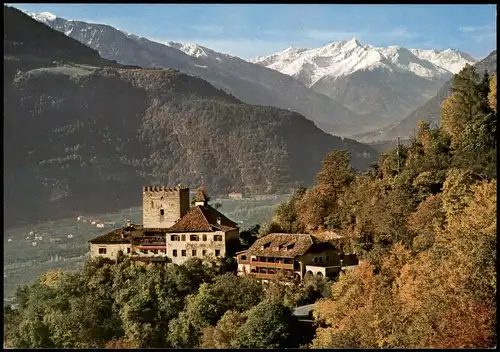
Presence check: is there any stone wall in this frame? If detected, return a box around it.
[90,242,130,260]
[142,186,190,228]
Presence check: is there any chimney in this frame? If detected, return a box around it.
[125,219,131,227]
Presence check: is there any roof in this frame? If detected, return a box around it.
[88,224,169,244]
[167,204,238,233]
[245,233,316,258]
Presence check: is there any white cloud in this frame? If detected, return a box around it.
[459,25,494,33]
[459,24,496,43]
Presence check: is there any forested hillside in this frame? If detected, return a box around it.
[4,64,495,349]
[267,65,497,348]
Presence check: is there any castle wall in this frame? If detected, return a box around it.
[142,186,190,228]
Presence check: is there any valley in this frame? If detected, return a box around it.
[3,195,288,300]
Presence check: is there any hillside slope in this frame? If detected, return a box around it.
[26,11,367,136]
[352,50,497,142]
[251,39,476,128]
[3,6,377,229]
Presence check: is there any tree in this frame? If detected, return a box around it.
[488,72,496,113]
[238,300,300,348]
[200,310,246,348]
[315,150,356,190]
[239,224,260,246]
[167,274,263,347]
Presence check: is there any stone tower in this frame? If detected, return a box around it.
[142,185,190,228]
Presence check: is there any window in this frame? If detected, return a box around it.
[192,249,197,256]
[181,235,186,241]
[319,257,323,263]
[127,248,131,254]
[171,235,180,241]
[202,234,207,241]
[181,250,186,257]
[326,255,330,262]
[160,209,164,216]
[160,249,166,254]
[313,257,317,263]
[215,249,221,256]
[152,249,158,254]
[151,201,154,208]
[190,234,199,241]
[214,235,223,242]
[241,255,247,261]
[263,241,271,249]
[173,249,178,257]
[98,248,107,254]
[287,243,294,250]
[202,250,207,256]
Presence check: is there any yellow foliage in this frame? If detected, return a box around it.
[488,72,496,113]
[39,269,66,288]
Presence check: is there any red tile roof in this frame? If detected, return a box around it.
[88,224,169,244]
[166,204,238,233]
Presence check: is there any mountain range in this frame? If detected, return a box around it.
[4,6,377,229]
[252,39,477,128]
[352,49,497,142]
[26,11,478,137]
[27,11,366,136]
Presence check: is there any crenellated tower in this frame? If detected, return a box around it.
[142,185,190,228]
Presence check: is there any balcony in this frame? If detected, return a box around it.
[135,245,167,250]
[249,272,294,280]
[251,262,293,270]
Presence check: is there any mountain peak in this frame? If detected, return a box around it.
[33,11,57,23]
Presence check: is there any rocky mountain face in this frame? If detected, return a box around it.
[251,38,476,128]
[352,50,497,143]
[26,11,369,137]
[4,6,378,229]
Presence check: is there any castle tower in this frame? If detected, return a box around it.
[193,187,210,207]
[142,185,190,228]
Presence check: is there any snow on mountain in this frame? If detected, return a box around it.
[409,48,477,74]
[26,11,369,136]
[23,10,58,24]
[251,38,473,84]
[251,38,476,126]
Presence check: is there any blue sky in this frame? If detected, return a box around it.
[11,4,497,59]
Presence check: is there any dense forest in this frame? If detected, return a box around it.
[266,65,497,348]
[4,64,496,348]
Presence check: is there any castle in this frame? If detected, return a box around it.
[88,185,240,265]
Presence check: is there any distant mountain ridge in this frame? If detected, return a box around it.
[251,38,476,127]
[351,50,497,143]
[25,10,372,136]
[4,6,378,229]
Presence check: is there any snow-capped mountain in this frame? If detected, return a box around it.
[409,48,477,74]
[251,38,477,125]
[24,11,372,136]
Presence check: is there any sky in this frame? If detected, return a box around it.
[11,4,497,59]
